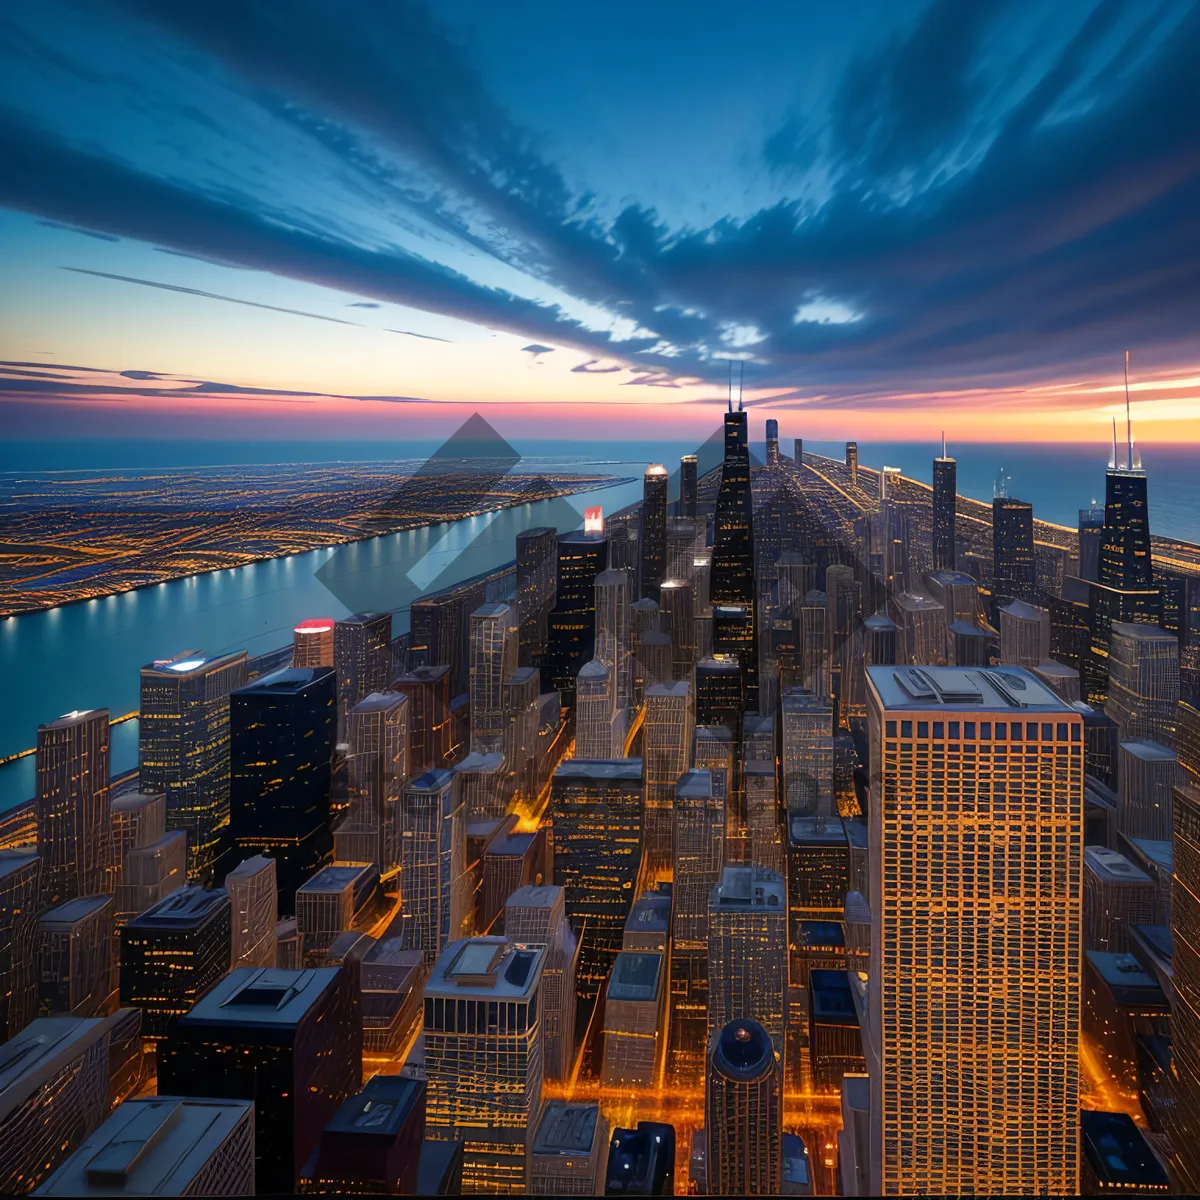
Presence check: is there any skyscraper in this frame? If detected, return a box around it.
[469,603,518,755]
[398,768,467,959]
[706,1019,782,1197]
[680,454,698,519]
[388,664,452,774]
[595,567,634,711]
[712,397,756,608]
[780,687,834,818]
[845,442,858,487]
[37,895,114,1019]
[333,613,392,739]
[292,617,335,668]
[643,682,694,862]
[640,464,669,601]
[139,650,249,880]
[932,436,956,571]
[1170,778,1200,1189]
[865,665,1082,1193]
[1105,622,1179,745]
[36,708,111,907]
[991,496,1036,603]
[516,526,558,666]
[998,598,1051,668]
[529,1101,609,1197]
[1082,846,1156,953]
[544,531,608,705]
[225,854,278,969]
[660,578,696,685]
[1117,738,1178,842]
[1078,505,1105,582]
[601,951,665,1087]
[765,418,780,467]
[575,659,617,758]
[0,850,39,1039]
[228,666,336,913]
[108,788,165,897]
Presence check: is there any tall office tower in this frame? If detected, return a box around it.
[575,660,617,758]
[399,768,467,959]
[225,854,277,969]
[890,592,948,666]
[639,629,674,693]
[602,951,666,1088]
[41,1095,255,1198]
[516,526,558,666]
[865,664,1083,1194]
[549,759,643,1012]
[120,887,231,1039]
[108,788,165,894]
[781,688,834,818]
[641,464,670,601]
[1032,660,1082,702]
[292,617,335,668]
[114,831,186,926]
[1180,693,1200,784]
[863,611,898,666]
[529,1101,609,1197]
[794,589,829,696]
[336,692,409,872]
[36,708,111,907]
[827,566,861,716]
[1117,739,1178,841]
[424,938,545,1193]
[452,750,507,822]
[0,851,39,1039]
[1078,506,1105,582]
[845,441,858,486]
[158,966,361,1197]
[502,666,540,803]
[794,438,804,466]
[879,464,902,500]
[706,1019,782,1197]
[999,598,1052,668]
[505,885,577,1081]
[681,454,699,519]
[696,655,744,736]
[765,418,780,467]
[0,1015,114,1194]
[228,666,336,914]
[992,495,1036,602]
[481,826,547,930]
[140,651,249,881]
[1171,779,1200,1188]
[595,568,633,710]
[707,866,787,1054]
[623,889,672,953]
[932,436,957,570]
[1083,846,1156,953]
[469,602,518,755]
[389,664,451,774]
[37,895,113,1018]
[544,531,609,705]
[1106,622,1180,744]
[660,579,697,683]
[744,761,785,874]
[605,1122,676,1195]
[333,612,392,739]
[643,683,694,863]
[296,863,378,963]
[666,521,697,583]
[776,551,815,616]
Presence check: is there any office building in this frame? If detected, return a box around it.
[1106,623,1180,745]
[781,1132,813,1197]
[481,826,547,932]
[932,438,956,570]
[706,1019,781,1197]
[399,768,469,959]
[659,578,696,685]
[1083,847,1156,954]
[623,889,672,953]
[695,655,744,737]
[781,688,834,818]
[529,1100,608,1196]
[357,938,423,1057]
[0,1015,114,1195]
[225,854,277,969]
[336,691,409,873]
[605,1122,675,1196]
[157,966,361,1197]
[424,938,544,1193]
[787,817,849,933]
[293,617,336,668]
[453,750,507,823]
[707,866,787,1053]
[641,464,669,601]
[1079,1109,1169,1194]
[299,1075,425,1196]
[229,666,336,914]
[107,789,165,895]
[544,532,609,705]
[469,602,518,755]
[516,526,558,666]
[388,664,452,775]
[1118,739,1178,842]
[505,885,577,1082]
[549,759,643,1011]
[503,666,540,804]
[999,599,1051,669]
[638,629,674,695]
[576,658,618,758]
[333,612,392,738]
[680,454,699,520]
[890,591,947,666]
[838,1073,871,1198]
[113,831,186,927]
[1084,950,1169,1093]
[602,951,665,1088]
[37,896,113,1019]
[1170,779,1200,1188]
[1078,506,1106,583]
[36,709,111,908]
[643,682,694,863]
[765,418,780,466]
[38,1095,256,1198]
[1032,659,1081,702]
[992,495,1036,603]
[865,664,1083,1194]
[863,611,897,666]
[0,852,40,1040]
[296,863,379,963]
[119,887,231,1040]
[139,651,248,880]
[744,760,785,875]
[808,969,865,1093]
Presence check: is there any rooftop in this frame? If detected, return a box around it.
[532,1101,601,1157]
[178,967,344,1030]
[863,612,897,631]
[843,819,868,849]
[789,816,849,846]
[143,650,246,676]
[795,921,846,949]
[1000,599,1047,621]
[225,854,274,880]
[125,886,227,929]
[1032,660,1079,679]
[506,884,562,911]
[298,864,374,895]
[37,1096,254,1196]
[1121,739,1177,763]
[0,1017,112,1121]
[1125,837,1173,873]
[350,692,407,715]
[110,790,163,815]
[39,894,112,928]
[711,866,785,909]
[624,895,671,934]
[867,664,1072,712]
[1085,952,1170,1007]
[711,1019,774,1080]
[645,681,690,700]
[810,969,859,1024]
[1080,1109,1170,1189]
[453,751,504,775]
[488,831,538,858]
[236,666,332,695]
[781,1134,811,1190]
[406,767,455,793]
[472,602,512,619]
[892,591,944,614]
[427,937,544,999]
[0,848,38,879]
[1111,621,1178,644]
[554,758,642,783]
[607,952,662,1003]
[1084,846,1152,885]
[323,1075,424,1140]
[677,769,720,800]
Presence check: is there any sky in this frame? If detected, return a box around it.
[3,0,1200,445]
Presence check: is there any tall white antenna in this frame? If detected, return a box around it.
[728,360,744,412]
[941,430,947,458]
[1110,417,1118,470]
[1124,350,1134,471]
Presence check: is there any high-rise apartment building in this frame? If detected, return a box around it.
[292,617,335,668]
[139,651,248,880]
[706,1019,782,1197]
[225,854,277,969]
[228,666,336,913]
[113,831,186,926]
[36,709,111,907]
[643,682,694,863]
[1106,622,1179,745]
[503,666,540,803]
[516,526,558,666]
[107,788,165,897]
[469,603,518,755]
[641,464,669,601]
[37,895,114,1018]
[932,439,956,571]
[999,598,1052,668]
[296,863,379,963]
[992,496,1036,603]
[424,938,544,1193]
[865,664,1083,1194]
[333,612,392,739]
[0,851,39,1039]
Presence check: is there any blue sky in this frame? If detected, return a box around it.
[2,0,1200,442]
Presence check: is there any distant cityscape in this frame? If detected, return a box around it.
[1,384,1198,1197]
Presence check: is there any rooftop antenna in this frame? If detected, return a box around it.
[941,430,947,458]
[1110,417,1118,470]
[728,360,744,412]
[1124,349,1142,470]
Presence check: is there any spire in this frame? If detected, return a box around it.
[1124,350,1134,471]
[1110,417,1118,470]
[941,430,947,459]
[728,360,744,413]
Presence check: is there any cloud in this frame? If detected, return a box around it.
[571,359,623,374]
[39,220,120,242]
[521,343,554,356]
[348,300,380,308]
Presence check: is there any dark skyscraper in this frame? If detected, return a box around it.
[640,464,669,601]
[228,666,337,913]
[794,438,803,465]
[680,454,698,519]
[516,526,558,666]
[992,494,1035,602]
[544,531,608,705]
[932,435,956,571]
[765,418,779,467]
[333,612,392,737]
[845,441,858,487]
[1078,504,1105,582]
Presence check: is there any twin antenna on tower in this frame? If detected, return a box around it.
[727,360,744,412]
[1110,350,1143,472]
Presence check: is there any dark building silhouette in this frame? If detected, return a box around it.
[333,613,392,738]
[680,455,698,519]
[992,495,1036,603]
[640,465,669,601]
[712,404,756,607]
[544,532,608,706]
[228,667,337,913]
[706,1019,781,1195]
[845,441,858,487]
[516,526,558,667]
[605,1121,675,1196]
[765,419,780,467]
[1079,505,1105,583]
[1080,1109,1169,1193]
[932,437,956,571]
[388,664,452,775]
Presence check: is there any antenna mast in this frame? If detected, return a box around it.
[1124,350,1134,470]
[728,360,743,412]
